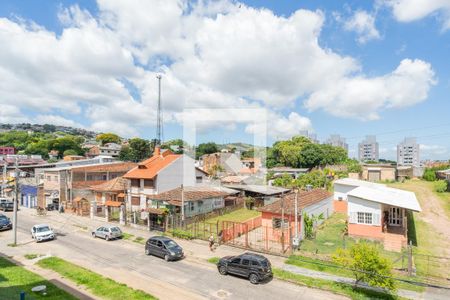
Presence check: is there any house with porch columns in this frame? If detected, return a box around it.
[334,178,421,252]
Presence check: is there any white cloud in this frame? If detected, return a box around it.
[0,104,27,123]
[344,10,381,43]
[34,115,84,128]
[420,144,448,156]
[0,1,437,139]
[385,0,450,31]
[305,59,436,120]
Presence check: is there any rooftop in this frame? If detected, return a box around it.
[147,186,238,203]
[124,148,181,180]
[223,184,290,195]
[257,189,332,215]
[90,177,128,192]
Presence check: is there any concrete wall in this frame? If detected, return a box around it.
[348,195,382,239]
[302,196,334,238]
[183,197,224,218]
[157,155,196,193]
[333,183,357,202]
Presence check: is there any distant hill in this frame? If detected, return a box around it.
[0,123,98,138]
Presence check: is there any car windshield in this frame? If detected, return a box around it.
[0,216,7,221]
[36,226,50,232]
[260,260,269,267]
[164,240,178,249]
[110,227,121,232]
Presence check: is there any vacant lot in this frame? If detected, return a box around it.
[206,207,261,224]
[0,256,76,300]
[388,180,450,279]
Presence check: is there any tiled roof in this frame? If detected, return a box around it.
[72,180,105,189]
[123,150,181,179]
[148,186,232,202]
[257,189,332,215]
[71,162,137,173]
[105,200,123,207]
[90,177,128,192]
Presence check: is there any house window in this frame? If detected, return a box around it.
[144,179,154,188]
[131,179,140,188]
[196,176,203,183]
[189,202,194,211]
[272,217,288,229]
[131,197,140,206]
[357,212,373,224]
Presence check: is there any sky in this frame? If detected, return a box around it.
[0,0,449,160]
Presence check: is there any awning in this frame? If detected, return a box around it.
[105,201,123,207]
[148,207,164,215]
[117,193,125,198]
[3,188,12,192]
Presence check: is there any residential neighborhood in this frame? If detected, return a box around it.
[1,1,450,300]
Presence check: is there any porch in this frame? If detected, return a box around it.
[381,205,408,252]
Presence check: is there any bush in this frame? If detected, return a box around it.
[170,229,194,240]
[332,242,396,291]
[434,180,448,193]
[422,169,437,181]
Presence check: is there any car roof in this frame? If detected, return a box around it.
[240,252,269,261]
[149,236,172,241]
[34,224,50,228]
[100,225,120,229]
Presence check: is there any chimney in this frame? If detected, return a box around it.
[153,146,161,156]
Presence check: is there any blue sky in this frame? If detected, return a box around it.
[0,0,449,160]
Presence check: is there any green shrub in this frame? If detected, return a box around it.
[170,229,194,240]
[423,169,436,181]
[434,180,448,193]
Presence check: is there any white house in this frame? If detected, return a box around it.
[333,178,421,252]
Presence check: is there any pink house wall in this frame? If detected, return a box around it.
[348,223,383,240]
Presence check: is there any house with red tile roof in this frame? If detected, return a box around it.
[257,189,334,244]
[123,147,208,210]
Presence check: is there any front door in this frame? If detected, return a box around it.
[389,207,402,226]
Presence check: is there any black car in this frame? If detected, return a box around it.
[217,253,273,284]
[145,236,184,261]
[0,201,14,212]
[0,215,12,231]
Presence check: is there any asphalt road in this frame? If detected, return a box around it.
[0,210,346,300]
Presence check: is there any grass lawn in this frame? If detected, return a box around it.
[0,256,77,300]
[37,257,157,300]
[285,255,425,293]
[206,208,261,224]
[273,268,400,300]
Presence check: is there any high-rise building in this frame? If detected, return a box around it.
[299,130,319,144]
[325,134,348,152]
[358,135,379,162]
[397,137,420,166]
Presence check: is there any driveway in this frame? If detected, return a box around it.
[0,209,347,300]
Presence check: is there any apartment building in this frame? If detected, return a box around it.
[358,135,379,162]
[397,137,420,167]
[325,134,348,152]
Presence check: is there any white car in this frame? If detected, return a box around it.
[31,224,55,242]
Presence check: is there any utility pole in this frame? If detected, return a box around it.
[294,188,299,249]
[181,184,185,226]
[281,192,285,252]
[156,74,163,146]
[12,157,18,245]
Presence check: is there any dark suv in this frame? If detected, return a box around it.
[145,236,184,261]
[0,201,14,212]
[217,253,272,284]
[0,214,12,231]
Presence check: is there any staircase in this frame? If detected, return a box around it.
[383,233,406,252]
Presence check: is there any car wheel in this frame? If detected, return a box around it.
[105,236,110,241]
[145,248,150,255]
[218,266,227,275]
[249,273,259,284]
[92,232,96,238]
[164,254,170,262]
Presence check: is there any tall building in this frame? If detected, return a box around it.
[325,134,348,152]
[397,137,420,166]
[358,135,379,162]
[299,130,319,144]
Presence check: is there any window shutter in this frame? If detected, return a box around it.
[373,213,380,226]
[349,212,357,224]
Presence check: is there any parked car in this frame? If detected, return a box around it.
[31,224,55,242]
[0,198,10,205]
[46,203,59,211]
[92,225,122,241]
[217,253,273,284]
[0,201,14,212]
[145,236,184,261]
[0,214,12,231]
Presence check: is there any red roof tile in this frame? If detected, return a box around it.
[90,177,128,192]
[257,189,332,216]
[123,150,181,179]
[148,186,230,202]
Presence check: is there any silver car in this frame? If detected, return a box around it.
[31,224,55,242]
[92,225,122,241]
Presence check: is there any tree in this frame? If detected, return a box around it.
[119,138,151,162]
[272,174,295,188]
[96,133,121,146]
[24,140,49,158]
[295,170,330,189]
[196,142,219,159]
[303,213,324,239]
[47,136,83,158]
[271,136,311,168]
[299,143,324,168]
[161,139,185,154]
[346,159,362,173]
[320,144,347,166]
[63,149,79,156]
[423,169,437,181]
[332,242,396,291]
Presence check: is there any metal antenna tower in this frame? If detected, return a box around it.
[156,74,163,146]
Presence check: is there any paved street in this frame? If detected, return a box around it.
[0,209,347,300]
